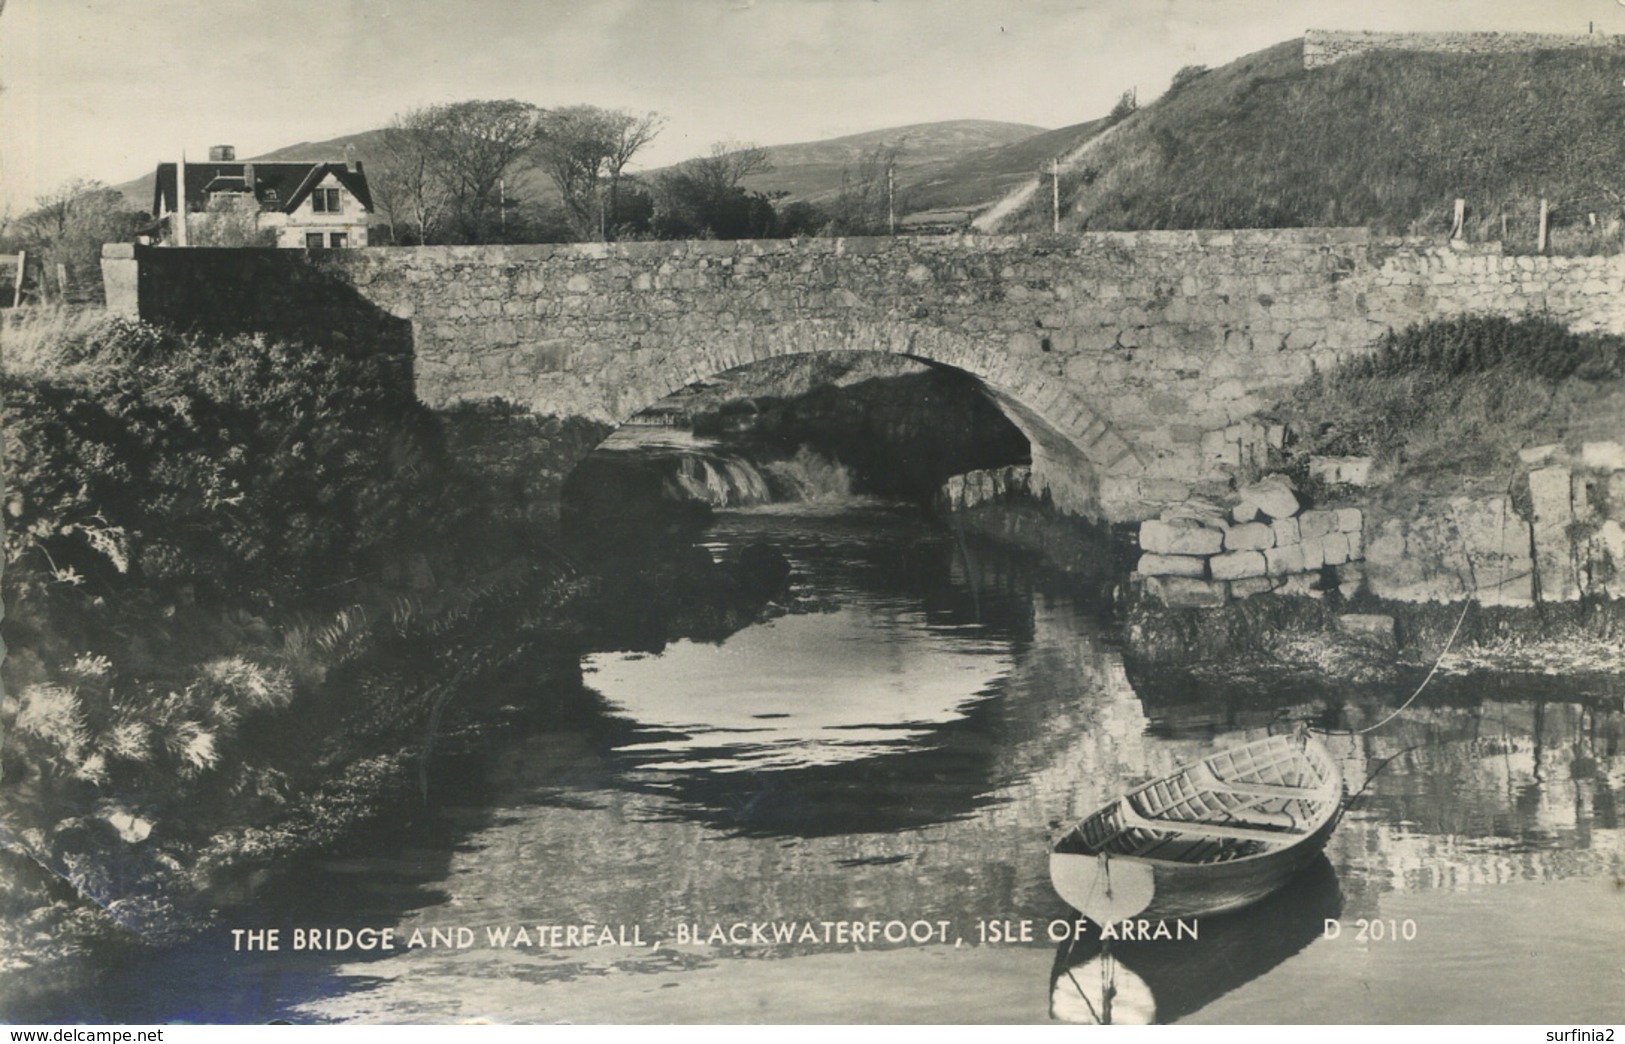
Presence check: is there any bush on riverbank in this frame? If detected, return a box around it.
[0,311,563,953]
[1268,314,1625,500]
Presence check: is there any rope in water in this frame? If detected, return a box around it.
[1359,590,1472,736]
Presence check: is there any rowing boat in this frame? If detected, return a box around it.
[1050,731,1343,921]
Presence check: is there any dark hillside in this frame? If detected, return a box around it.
[1003,38,1625,246]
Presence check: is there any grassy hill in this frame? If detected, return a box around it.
[1000,38,1625,247]
[733,119,1046,204]
[115,119,1048,219]
[902,118,1109,213]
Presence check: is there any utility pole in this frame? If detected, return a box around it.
[175,151,189,247]
[1052,157,1061,233]
[887,163,896,235]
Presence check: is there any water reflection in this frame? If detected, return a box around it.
[7,497,1622,1024]
[1049,857,1344,1024]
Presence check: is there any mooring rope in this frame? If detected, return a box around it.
[1337,589,1474,737]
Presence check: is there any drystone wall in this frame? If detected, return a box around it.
[1303,29,1625,69]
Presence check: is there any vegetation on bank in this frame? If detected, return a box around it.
[1004,40,1625,249]
[0,309,803,966]
[0,310,573,957]
[1267,314,1625,502]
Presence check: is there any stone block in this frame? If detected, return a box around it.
[1300,535,1327,571]
[1140,518,1225,556]
[1200,428,1241,467]
[1595,520,1625,569]
[1581,441,1625,471]
[1137,553,1207,578]
[1224,522,1274,552]
[1271,516,1300,546]
[1337,613,1396,648]
[1231,501,1261,524]
[1573,472,1603,522]
[1144,576,1229,609]
[1334,507,1363,533]
[1229,576,1279,599]
[1321,532,1350,566]
[1346,527,1364,561]
[1211,550,1268,580]
[1264,543,1307,576]
[1158,497,1228,525]
[1299,509,1339,540]
[1274,573,1324,598]
[1526,466,1573,525]
[1308,455,1375,486]
[1517,444,1562,466]
[1237,475,1300,520]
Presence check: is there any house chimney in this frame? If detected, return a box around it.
[210,144,235,162]
[344,143,357,173]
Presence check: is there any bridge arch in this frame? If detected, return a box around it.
[558,317,1146,522]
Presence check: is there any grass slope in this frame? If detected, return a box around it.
[904,117,1109,213]
[1004,38,1625,242]
[115,120,1047,218]
[1269,315,1625,505]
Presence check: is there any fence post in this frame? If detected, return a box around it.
[1537,198,1549,253]
[5,250,22,307]
[1451,198,1465,240]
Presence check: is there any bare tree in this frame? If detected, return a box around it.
[826,142,905,236]
[373,100,541,244]
[189,195,276,247]
[434,100,542,240]
[650,141,779,239]
[373,107,456,244]
[16,180,145,277]
[537,106,663,240]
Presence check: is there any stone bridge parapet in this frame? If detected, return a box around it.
[105,231,1625,522]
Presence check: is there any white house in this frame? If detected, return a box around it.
[152,145,374,248]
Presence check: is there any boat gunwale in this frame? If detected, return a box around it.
[1060,733,1343,869]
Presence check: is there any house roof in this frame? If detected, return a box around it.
[153,160,374,215]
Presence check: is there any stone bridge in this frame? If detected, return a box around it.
[104,231,1625,522]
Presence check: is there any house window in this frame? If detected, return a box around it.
[306,232,324,249]
[329,232,348,249]
[312,188,341,213]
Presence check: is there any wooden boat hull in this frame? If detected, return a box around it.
[1051,732,1343,921]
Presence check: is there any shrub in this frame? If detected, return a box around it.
[3,317,489,612]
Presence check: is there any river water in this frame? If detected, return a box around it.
[7,436,1625,1024]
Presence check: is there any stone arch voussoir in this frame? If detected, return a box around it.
[595,318,1150,522]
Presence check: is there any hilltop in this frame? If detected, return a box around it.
[996,37,1625,246]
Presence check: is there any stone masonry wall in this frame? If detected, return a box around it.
[1134,476,1365,609]
[1362,441,1625,607]
[107,232,1625,524]
[1303,29,1625,69]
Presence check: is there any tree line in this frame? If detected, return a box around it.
[370,99,902,245]
[0,98,907,300]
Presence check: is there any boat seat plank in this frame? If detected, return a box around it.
[1207,779,1326,800]
[1121,795,1301,844]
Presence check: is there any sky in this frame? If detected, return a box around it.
[0,0,1616,215]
